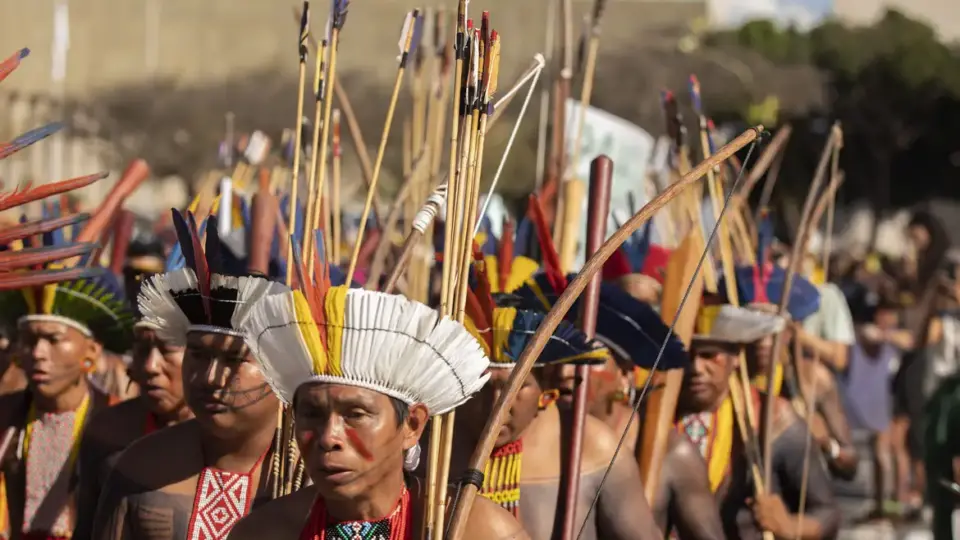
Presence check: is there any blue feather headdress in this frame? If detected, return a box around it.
[718,210,820,321]
[464,302,608,368]
[514,272,689,372]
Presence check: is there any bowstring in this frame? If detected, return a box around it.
[575,133,764,540]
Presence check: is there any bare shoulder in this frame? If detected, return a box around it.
[581,413,625,468]
[82,399,147,448]
[228,485,317,540]
[109,419,199,488]
[462,496,531,540]
[665,429,701,464]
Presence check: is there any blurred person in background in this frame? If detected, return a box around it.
[0,326,25,396]
[841,296,914,521]
[889,210,952,519]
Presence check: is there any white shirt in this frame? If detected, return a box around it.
[802,282,856,346]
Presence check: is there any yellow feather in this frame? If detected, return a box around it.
[483,255,500,292]
[325,286,349,377]
[293,291,328,376]
[462,315,491,358]
[504,257,539,294]
[697,305,722,335]
[21,288,36,315]
[41,284,57,315]
[210,194,223,216]
[186,191,204,214]
[492,307,517,364]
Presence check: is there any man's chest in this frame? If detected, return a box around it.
[127,489,194,540]
[517,475,602,540]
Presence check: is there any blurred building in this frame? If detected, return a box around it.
[833,0,960,42]
[1,0,708,98]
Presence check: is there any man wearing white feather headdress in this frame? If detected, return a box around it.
[90,214,291,540]
[675,303,840,540]
[225,280,529,539]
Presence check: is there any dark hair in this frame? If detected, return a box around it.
[909,210,951,288]
[390,396,410,426]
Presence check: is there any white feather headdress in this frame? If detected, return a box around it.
[238,282,490,415]
[693,304,786,344]
[138,268,287,346]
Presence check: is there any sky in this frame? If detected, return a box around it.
[709,0,834,30]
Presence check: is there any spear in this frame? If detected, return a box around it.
[286,1,310,286]
[344,9,421,283]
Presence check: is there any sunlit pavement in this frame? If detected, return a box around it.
[837,430,933,539]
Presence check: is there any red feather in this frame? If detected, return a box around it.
[527,194,567,293]
[471,241,496,324]
[602,247,631,281]
[499,217,515,292]
[465,289,492,351]
[184,211,212,321]
[0,173,106,213]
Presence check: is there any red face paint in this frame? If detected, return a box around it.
[345,427,373,461]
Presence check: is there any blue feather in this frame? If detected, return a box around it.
[514,272,689,371]
[408,12,424,58]
[19,214,33,250]
[514,217,534,258]
[165,242,185,272]
[171,210,197,274]
[723,265,821,322]
[290,234,308,291]
[479,215,496,255]
[499,308,605,366]
[756,210,774,269]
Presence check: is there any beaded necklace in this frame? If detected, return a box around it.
[20,392,92,538]
[185,446,270,540]
[479,439,523,517]
[300,487,411,540]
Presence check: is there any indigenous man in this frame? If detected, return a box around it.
[73,320,192,540]
[91,219,288,540]
[451,280,662,540]
[725,239,860,481]
[226,280,528,539]
[0,272,135,540]
[566,278,723,540]
[677,304,840,539]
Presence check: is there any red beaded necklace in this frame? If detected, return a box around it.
[300,487,411,540]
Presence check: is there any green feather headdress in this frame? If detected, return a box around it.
[0,273,135,353]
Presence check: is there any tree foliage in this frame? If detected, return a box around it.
[709,10,960,209]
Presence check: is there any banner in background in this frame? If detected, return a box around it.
[563,99,655,269]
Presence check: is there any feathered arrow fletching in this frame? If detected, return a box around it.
[0,122,65,160]
[0,213,89,245]
[299,1,311,61]
[331,0,349,30]
[0,48,29,85]
[0,243,98,271]
[0,173,107,213]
